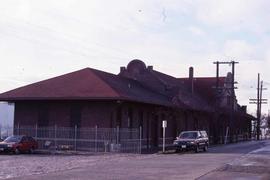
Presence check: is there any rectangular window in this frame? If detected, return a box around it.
[38,104,49,127]
[128,108,133,128]
[116,107,122,127]
[70,104,82,128]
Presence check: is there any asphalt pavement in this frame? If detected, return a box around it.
[198,140,270,180]
[6,140,269,180]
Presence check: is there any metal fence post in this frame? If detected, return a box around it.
[17,123,20,135]
[116,126,119,145]
[74,125,77,151]
[224,126,229,145]
[163,127,166,153]
[35,123,38,139]
[54,124,57,150]
[0,124,1,139]
[139,126,142,154]
[95,125,98,152]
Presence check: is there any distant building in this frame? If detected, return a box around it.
[0,102,14,127]
[0,59,253,149]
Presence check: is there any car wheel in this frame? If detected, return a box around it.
[14,148,20,155]
[195,145,200,153]
[29,147,34,154]
[175,149,180,153]
[203,145,208,152]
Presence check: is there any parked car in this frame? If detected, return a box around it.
[0,135,38,154]
[173,130,209,153]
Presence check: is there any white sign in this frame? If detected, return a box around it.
[162,120,167,128]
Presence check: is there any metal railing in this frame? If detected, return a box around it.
[209,134,251,145]
[1,125,258,153]
[0,125,13,139]
[11,125,142,154]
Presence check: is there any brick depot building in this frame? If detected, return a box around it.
[0,60,253,148]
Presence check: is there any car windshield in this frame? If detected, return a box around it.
[4,136,22,143]
[179,132,198,139]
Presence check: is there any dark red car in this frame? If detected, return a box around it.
[0,135,38,154]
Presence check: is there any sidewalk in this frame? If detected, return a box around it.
[198,140,270,180]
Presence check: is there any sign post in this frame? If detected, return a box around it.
[224,126,229,145]
[162,120,167,153]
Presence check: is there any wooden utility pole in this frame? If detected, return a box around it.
[257,74,261,140]
[213,61,220,144]
[216,61,220,94]
[249,74,268,140]
[213,61,238,143]
[230,61,237,142]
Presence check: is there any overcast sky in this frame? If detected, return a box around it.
[0,0,269,115]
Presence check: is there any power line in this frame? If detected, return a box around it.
[249,74,268,140]
[213,60,239,144]
[0,13,136,60]
[0,23,129,66]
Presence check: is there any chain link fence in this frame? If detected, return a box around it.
[1,125,258,153]
[6,125,142,154]
[0,125,13,140]
[209,134,251,145]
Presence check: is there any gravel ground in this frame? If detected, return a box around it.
[0,153,145,179]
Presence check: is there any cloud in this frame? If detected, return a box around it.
[187,26,206,36]
[193,0,270,33]
[0,0,269,114]
[223,40,258,60]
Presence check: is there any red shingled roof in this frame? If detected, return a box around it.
[149,71,214,111]
[178,77,226,105]
[0,59,252,116]
[0,68,173,106]
[0,68,118,100]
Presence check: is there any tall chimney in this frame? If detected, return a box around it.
[189,67,194,94]
[147,66,153,71]
[120,66,126,73]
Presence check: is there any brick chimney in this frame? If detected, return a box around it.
[120,66,126,73]
[147,66,153,71]
[189,67,194,94]
[241,106,247,113]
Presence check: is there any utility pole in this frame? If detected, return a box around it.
[249,74,268,140]
[256,74,261,140]
[213,61,238,143]
[230,61,237,142]
[213,61,220,144]
[216,61,220,95]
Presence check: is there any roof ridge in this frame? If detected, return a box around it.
[0,67,121,97]
[82,68,122,98]
[149,71,169,87]
[178,76,226,79]
[91,68,169,100]
[0,68,89,94]
[153,70,178,79]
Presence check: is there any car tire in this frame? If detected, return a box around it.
[195,145,200,153]
[203,145,208,152]
[14,148,20,155]
[29,147,34,154]
[175,149,180,153]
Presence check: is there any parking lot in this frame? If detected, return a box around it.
[0,140,269,180]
